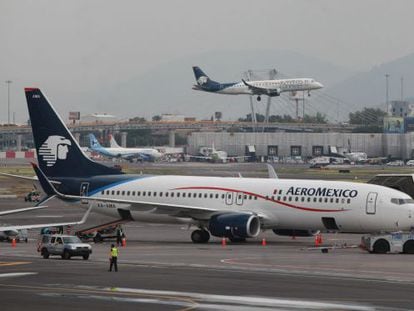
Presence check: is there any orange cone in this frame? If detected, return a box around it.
[11,238,16,248]
[121,237,126,247]
[318,234,323,245]
[314,234,320,247]
[221,237,226,247]
[261,238,267,246]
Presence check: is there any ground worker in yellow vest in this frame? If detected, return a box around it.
[109,244,119,272]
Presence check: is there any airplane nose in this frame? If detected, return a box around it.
[316,82,324,89]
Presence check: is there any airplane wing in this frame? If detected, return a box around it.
[187,155,212,160]
[0,172,61,185]
[0,205,48,216]
[0,205,92,231]
[242,79,280,96]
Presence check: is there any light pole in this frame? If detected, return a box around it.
[5,80,12,124]
[385,74,389,115]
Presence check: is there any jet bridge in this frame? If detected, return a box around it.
[368,174,414,199]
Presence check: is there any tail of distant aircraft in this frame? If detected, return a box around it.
[88,133,104,150]
[192,66,221,91]
[24,88,123,178]
[108,134,121,148]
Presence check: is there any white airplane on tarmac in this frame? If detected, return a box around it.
[192,66,324,101]
[88,133,162,161]
[16,88,414,245]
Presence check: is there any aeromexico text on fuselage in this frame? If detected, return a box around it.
[286,187,358,198]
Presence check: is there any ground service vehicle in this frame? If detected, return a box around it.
[361,232,414,254]
[38,234,92,260]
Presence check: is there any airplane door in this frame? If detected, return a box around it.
[225,192,234,205]
[235,192,244,206]
[366,192,377,215]
[80,182,90,204]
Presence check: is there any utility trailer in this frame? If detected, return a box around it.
[361,232,414,254]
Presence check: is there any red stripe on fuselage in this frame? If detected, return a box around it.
[173,186,349,213]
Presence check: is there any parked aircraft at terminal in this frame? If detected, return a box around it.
[15,88,414,244]
[192,66,324,101]
[88,133,162,161]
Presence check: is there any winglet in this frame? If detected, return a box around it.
[266,164,278,179]
[31,162,57,196]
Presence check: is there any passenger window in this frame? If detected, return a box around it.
[313,197,317,202]
[116,191,120,195]
[288,197,292,201]
[336,198,339,203]
[307,197,311,202]
[127,191,130,196]
[319,198,322,203]
[171,193,174,197]
[330,198,334,203]
[301,197,305,202]
[249,195,252,200]
[324,198,328,203]
[177,193,180,198]
[166,192,169,197]
[137,191,141,196]
[347,198,351,204]
[254,196,257,200]
[153,192,157,196]
[148,192,151,196]
[295,197,299,202]
[199,193,202,198]
[132,191,135,196]
[221,194,225,199]
[122,191,125,195]
[283,196,286,201]
[244,195,248,200]
[101,191,104,195]
[204,193,208,198]
[160,192,163,197]
[215,194,219,199]
[183,193,186,198]
[143,191,146,196]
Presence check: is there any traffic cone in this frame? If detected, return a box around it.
[121,237,126,247]
[11,238,16,248]
[291,235,296,240]
[221,237,226,247]
[314,234,320,247]
[261,238,267,246]
[318,234,323,245]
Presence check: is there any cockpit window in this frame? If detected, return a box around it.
[391,198,414,205]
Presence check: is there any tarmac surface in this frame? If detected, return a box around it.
[1,162,414,310]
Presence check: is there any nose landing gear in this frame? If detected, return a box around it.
[257,96,261,101]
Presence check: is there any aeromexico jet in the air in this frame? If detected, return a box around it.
[192,66,324,101]
[88,133,162,161]
[23,88,414,243]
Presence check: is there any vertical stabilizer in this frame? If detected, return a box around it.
[25,88,123,177]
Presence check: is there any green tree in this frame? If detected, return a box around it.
[349,108,386,125]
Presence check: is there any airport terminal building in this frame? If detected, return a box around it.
[187,131,414,160]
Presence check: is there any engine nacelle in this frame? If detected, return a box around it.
[273,229,316,237]
[208,213,261,239]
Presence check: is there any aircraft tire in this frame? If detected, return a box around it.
[191,229,210,243]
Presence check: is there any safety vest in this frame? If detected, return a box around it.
[111,247,118,257]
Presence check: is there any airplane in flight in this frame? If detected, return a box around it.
[192,66,324,101]
[88,133,162,162]
[21,88,414,244]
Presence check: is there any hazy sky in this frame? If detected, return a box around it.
[1,0,414,122]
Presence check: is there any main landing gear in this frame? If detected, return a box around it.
[191,229,210,243]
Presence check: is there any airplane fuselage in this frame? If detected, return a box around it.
[193,78,323,96]
[61,174,414,233]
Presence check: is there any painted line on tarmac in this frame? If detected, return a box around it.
[0,272,37,278]
[0,261,31,267]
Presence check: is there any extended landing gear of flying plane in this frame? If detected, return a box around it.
[191,229,210,243]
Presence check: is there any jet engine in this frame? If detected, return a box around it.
[272,229,316,237]
[208,213,260,239]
